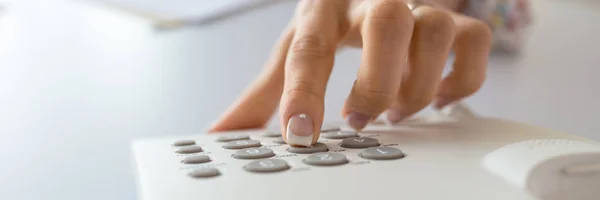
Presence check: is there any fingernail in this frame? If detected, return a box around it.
[345,112,371,130]
[286,113,314,147]
[434,97,454,109]
[385,108,407,124]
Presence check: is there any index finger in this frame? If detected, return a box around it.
[280,0,344,147]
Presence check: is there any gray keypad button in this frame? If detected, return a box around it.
[188,168,220,178]
[233,147,275,159]
[222,140,262,149]
[273,137,287,144]
[359,147,405,160]
[287,143,328,154]
[244,159,290,173]
[173,140,195,146]
[340,137,380,149]
[215,134,250,142]
[182,155,211,164]
[320,125,341,132]
[262,131,280,137]
[322,131,359,139]
[303,152,348,166]
[176,145,203,154]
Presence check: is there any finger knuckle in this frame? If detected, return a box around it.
[354,87,396,112]
[285,79,324,101]
[289,34,334,60]
[367,0,413,21]
[457,19,493,47]
[295,0,323,16]
[413,7,455,41]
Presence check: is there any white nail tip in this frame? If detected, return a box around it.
[286,132,313,147]
[286,119,313,147]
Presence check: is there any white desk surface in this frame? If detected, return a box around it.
[1,0,600,199]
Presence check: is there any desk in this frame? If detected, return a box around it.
[1,0,599,199]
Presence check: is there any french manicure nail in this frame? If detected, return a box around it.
[385,108,406,124]
[346,112,371,130]
[286,113,314,147]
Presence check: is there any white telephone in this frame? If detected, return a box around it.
[131,103,600,200]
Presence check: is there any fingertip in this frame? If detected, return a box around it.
[345,112,372,131]
[433,96,459,110]
[205,120,228,134]
[285,113,317,147]
[279,95,324,147]
[205,126,219,134]
[384,108,408,124]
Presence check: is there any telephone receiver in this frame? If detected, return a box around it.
[442,102,600,200]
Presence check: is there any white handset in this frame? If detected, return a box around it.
[444,102,600,200]
[483,133,600,200]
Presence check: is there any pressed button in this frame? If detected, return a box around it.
[233,147,276,159]
[244,159,290,173]
[340,137,380,149]
[359,147,405,160]
[303,152,348,166]
[222,140,262,150]
[287,143,328,154]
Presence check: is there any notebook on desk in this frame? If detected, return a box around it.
[96,0,284,29]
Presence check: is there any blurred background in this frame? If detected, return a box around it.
[1,0,600,199]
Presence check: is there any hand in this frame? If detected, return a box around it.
[208,0,492,147]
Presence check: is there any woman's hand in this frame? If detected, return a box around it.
[208,0,492,147]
